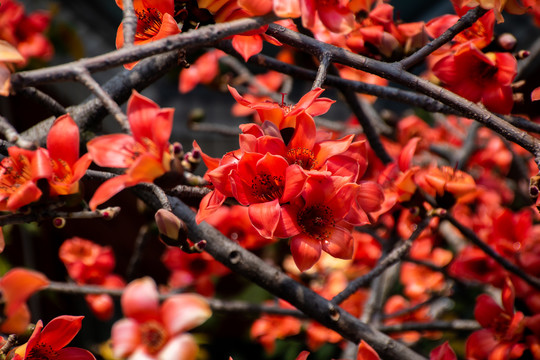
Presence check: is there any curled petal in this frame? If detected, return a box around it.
[0,268,49,317]
[321,225,354,260]
[57,347,96,360]
[89,175,129,211]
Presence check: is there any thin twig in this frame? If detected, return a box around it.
[332,216,432,305]
[45,281,305,317]
[218,42,461,116]
[0,115,35,149]
[74,67,130,133]
[400,6,488,70]
[312,52,332,89]
[121,0,137,48]
[377,320,480,333]
[442,213,540,290]
[125,224,149,281]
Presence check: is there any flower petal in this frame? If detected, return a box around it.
[111,318,141,358]
[122,277,160,322]
[89,175,129,211]
[40,315,84,351]
[248,199,281,238]
[47,114,79,167]
[161,294,212,335]
[57,347,96,360]
[290,233,322,271]
[231,34,263,62]
[87,134,136,168]
[158,333,198,360]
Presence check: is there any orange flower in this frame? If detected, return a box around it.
[229,85,334,129]
[115,0,180,69]
[0,268,49,334]
[432,43,517,114]
[0,146,52,212]
[417,165,476,208]
[87,90,174,210]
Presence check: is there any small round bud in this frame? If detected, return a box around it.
[172,142,184,156]
[497,33,517,51]
[53,217,66,229]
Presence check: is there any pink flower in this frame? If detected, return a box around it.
[111,277,211,359]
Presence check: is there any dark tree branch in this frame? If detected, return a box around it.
[121,0,137,48]
[265,24,540,161]
[142,194,428,360]
[11,15,278,88]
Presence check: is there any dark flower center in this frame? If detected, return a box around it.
[136,8,164,40]
[251,174,284,202]
[27,342,58,360]
[140,321,168,354]
[297,204,335,241]
[286,147,318,170]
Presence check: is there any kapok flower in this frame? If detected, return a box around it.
[87,90,174,210]
[229,85,334,129]
[417,165,476,208]
[0,268,49,334]
[0,146,52,212]
[432,43,517,114]
[276,174,356,271]
[11,315,95,360]
[228,152,307,238]
[47,114,92,196]
[466,278,527,359]
[111,277,211,359]
[0,0,53,64]
[59,237,125,320]
[115,0,180,69]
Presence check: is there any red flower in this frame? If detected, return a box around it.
[466,279,527,359]
[47,114,92,196]
[111,277,211,359]
[115,0,180,69]
[229,152,307,238]
[432,43,517,114]
[87,90,174,210]
[0,146,51,211]
[0,0,53,64]
[12,315,95,360]
[59,237,125,320]
[276,174,356,271]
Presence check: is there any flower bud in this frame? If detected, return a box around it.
[497,33,517,51]
[53,217,66,228]
[155,209,188,247]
